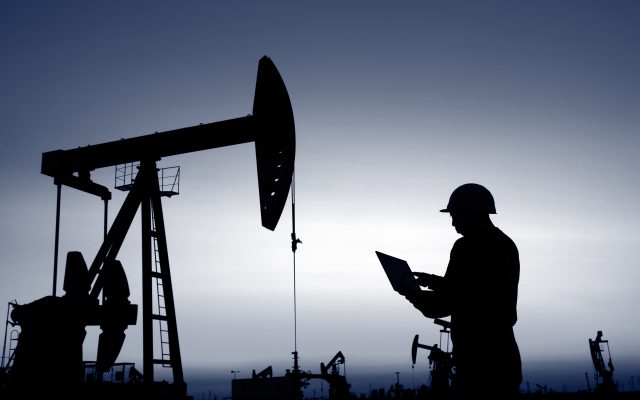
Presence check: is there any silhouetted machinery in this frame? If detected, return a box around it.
[412,319,454,394]
[2,56,295,399]
[232,351,349,400]
[588,330,617,392]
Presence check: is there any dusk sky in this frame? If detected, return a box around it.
[1,1,639,397]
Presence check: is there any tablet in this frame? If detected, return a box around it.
[375,251,421,293]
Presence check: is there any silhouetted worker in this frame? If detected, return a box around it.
[403,183,522,398]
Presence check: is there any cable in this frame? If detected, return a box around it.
[293,248,297,354]
[290,171,302,371]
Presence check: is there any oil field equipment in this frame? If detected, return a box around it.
[1,56,295,400]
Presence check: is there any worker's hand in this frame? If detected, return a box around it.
[398,274,420,296]
[413,272,431,286]
[413,272,444,290]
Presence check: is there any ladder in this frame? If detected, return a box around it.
[7,330,19,368]
[113,162,184,386]
[1,300,19,370]
[152,211,171,367]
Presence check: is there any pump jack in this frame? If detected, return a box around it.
[3,56,296,399]
[412,319,454,395]
[412,335,453,394]
[232,351,350,400]
[589,330,617,393]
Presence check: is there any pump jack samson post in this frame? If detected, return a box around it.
[8,56,295,399]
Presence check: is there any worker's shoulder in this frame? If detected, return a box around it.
[493,227,518,251]
[451,236,466,249]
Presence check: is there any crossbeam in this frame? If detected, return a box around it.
[41,56,296,231]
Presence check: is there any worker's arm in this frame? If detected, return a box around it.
[403,289,451,319]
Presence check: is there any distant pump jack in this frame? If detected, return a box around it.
[588,330,617,393]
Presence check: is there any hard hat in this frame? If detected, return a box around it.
[440,183,496,214]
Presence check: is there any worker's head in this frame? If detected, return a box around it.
[440,183,496,236]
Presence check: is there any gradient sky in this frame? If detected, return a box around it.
[2,1,640,397]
